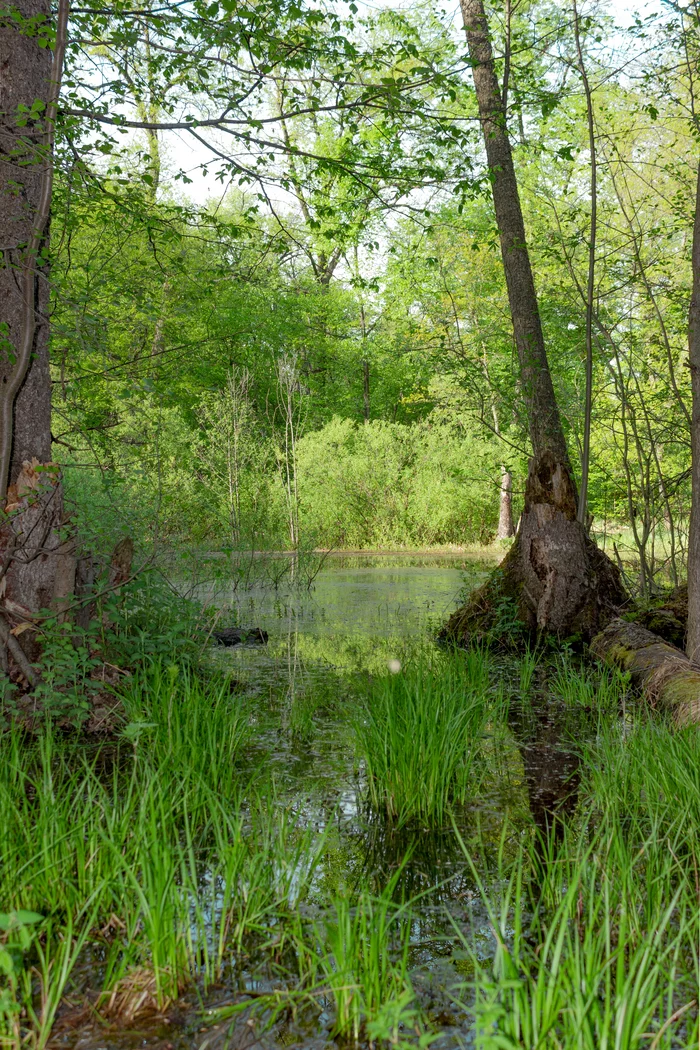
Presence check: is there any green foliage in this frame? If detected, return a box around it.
[454,716,700,1049]
[297,415,505,548]
[549,658,630,710]
[0,911,42,1043]
[29,620,103,724]
[119,660,251,794]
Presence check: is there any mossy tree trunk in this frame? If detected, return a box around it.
[445,0,625,642]
[592,618,700,727]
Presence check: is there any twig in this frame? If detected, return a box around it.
[645,999,696,1049]
[0,616,40,688]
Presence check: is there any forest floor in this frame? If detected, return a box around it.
[1,555,698,1050]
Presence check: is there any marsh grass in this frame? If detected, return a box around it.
[312,879,414,1042]
[355,650,494,827]
[518,645,540,697]
[205,874,426,1047]
[0,662,327,1046]
[119,660,252,794]
[5,645,700,1050]
[455,716,700,1049]
[549,656,629,711]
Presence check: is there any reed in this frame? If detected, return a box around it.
[313,882,414,1042]
[455,718,700,1049]
[549,656,628,711]
[355,650,494,827]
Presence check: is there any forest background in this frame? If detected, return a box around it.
[30,0,700,593]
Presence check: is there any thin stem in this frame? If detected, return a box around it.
[573,0,596,526]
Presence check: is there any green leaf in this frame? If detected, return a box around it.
[0,910,43,931]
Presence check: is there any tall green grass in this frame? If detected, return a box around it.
[0,657,428,1049]
[6,648,700,1050]
[314,884,413,1041]
[355,650,494,827]
[457,716,700,1049]
[549,656,629,711]
[206,873,427,1048]
[0,662,325,1046]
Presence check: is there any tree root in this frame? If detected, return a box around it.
[442,452,627,645]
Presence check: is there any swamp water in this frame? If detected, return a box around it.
[5,555,695,1050]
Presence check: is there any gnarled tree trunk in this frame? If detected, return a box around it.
[445,452,625,642]
[444,0,625,642]
[0,0,72,678]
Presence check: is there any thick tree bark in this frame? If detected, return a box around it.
[686,161,700,664]
[592,618,700,727]
[0,0,54,488]
[445,0,626,640]
[0,0,72,673]
[443,451,625,642]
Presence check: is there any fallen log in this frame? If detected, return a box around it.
[590,617,700,727]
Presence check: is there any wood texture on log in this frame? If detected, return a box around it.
[591,618,700,727]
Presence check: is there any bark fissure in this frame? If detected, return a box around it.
[0,0,69,499]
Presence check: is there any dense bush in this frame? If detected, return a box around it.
[296,416,509,548]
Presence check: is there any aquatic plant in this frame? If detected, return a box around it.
[355,650,494,826]
[0,663,322,1046]
[518,645,540,696]
[548,656,629,711]
[312,883,415,1042]
[119,659,252,796]
[454,719,700,1048]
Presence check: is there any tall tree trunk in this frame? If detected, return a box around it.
[687,160,700,664]
[460,0,569,467]
[0,0,72,674]
[572,0,597,527]
[444,0,625,641]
